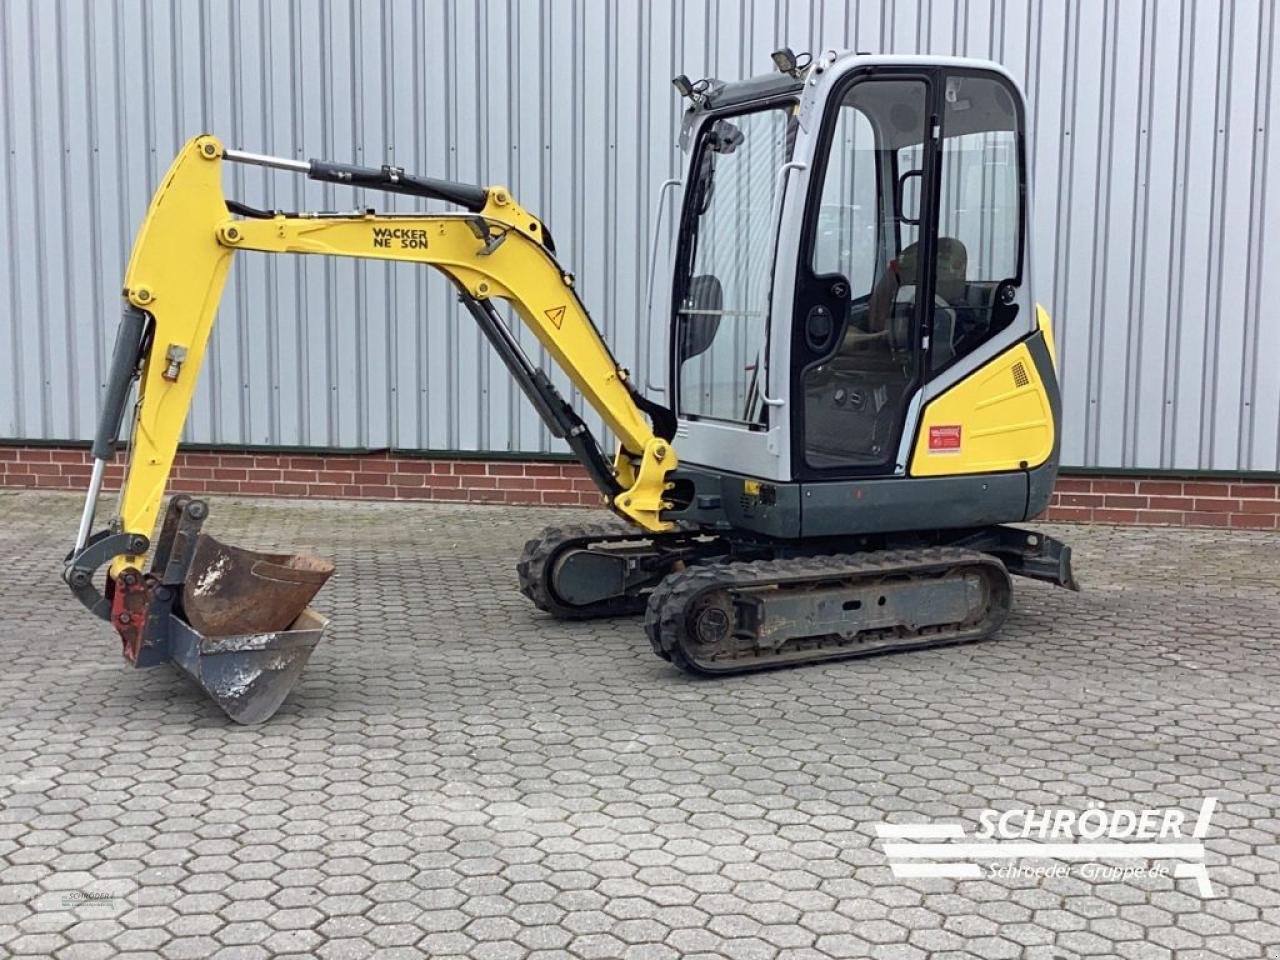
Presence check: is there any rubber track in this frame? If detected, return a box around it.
[644,547,1012,675]
[516,521,657,620]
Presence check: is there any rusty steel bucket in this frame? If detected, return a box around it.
[183,534,335,636]
[172,533,335,724]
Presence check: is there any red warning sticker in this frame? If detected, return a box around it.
[928,424,963,454]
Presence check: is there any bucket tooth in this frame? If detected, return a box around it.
[182,533,334,636]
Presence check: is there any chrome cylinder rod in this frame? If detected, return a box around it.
[223,147,489,211]
[74,458,107,553]
[222,148,311,174]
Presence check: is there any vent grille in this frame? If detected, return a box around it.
[1012,362,1030,388]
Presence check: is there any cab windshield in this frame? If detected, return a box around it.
[672,106,795,425]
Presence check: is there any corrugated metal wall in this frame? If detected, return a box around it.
[1,0,1276,472]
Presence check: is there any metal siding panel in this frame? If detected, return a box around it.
[231,0,272,446]
[963,0,997,59]
[1157,0,1195,469]
[1247,3,1280,469]
[1093,0,1141,469]
[1171,0,1222,469]
[890,0,920,55]
[1211,1,1262,469]
[78,0,110,438]
[10,1,45,437]
[855,0,883,53]
[742,0,774,67]
[55,2,88,440]
[1126,0,1168,469]
[0,0,1274,473]
[997,1,1031,81]
[1053,0,1092,468]
[40,3,66,440]
[926,2,958,57]
[0,0,22,437]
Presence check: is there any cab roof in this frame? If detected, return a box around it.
[693,51,1023,113]
[701,71,803,110]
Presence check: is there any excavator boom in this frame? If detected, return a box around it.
[64,134,679,722]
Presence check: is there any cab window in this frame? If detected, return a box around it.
[673,108,793,425]
[801,78,929,469]
[929,74,1024,373]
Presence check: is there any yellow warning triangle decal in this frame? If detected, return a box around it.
[545,305,566,329]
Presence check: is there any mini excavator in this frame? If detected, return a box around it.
[64,51,1077,723]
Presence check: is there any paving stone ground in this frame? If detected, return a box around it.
[1,489,1279,960]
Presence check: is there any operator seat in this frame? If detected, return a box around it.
[863,237,969,366]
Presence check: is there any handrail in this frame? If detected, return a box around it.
[642,177,682,394]
[758,160,807,408]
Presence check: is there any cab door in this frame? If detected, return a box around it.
[790,73,939,479]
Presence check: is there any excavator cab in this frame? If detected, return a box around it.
[660,54,1054,519]
[64,50,1075,723]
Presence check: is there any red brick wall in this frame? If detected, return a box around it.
[1042,476,1278,530]
[2,444,1277,529]
[0,447,602,507]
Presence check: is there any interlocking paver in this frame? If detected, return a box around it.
[2,491,1279,959]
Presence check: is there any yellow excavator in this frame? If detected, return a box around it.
[64,50,1077,723]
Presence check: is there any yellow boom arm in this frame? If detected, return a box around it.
[89,135,677,577]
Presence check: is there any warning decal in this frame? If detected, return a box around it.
[545,305,566,329]
[928,424,962,454]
